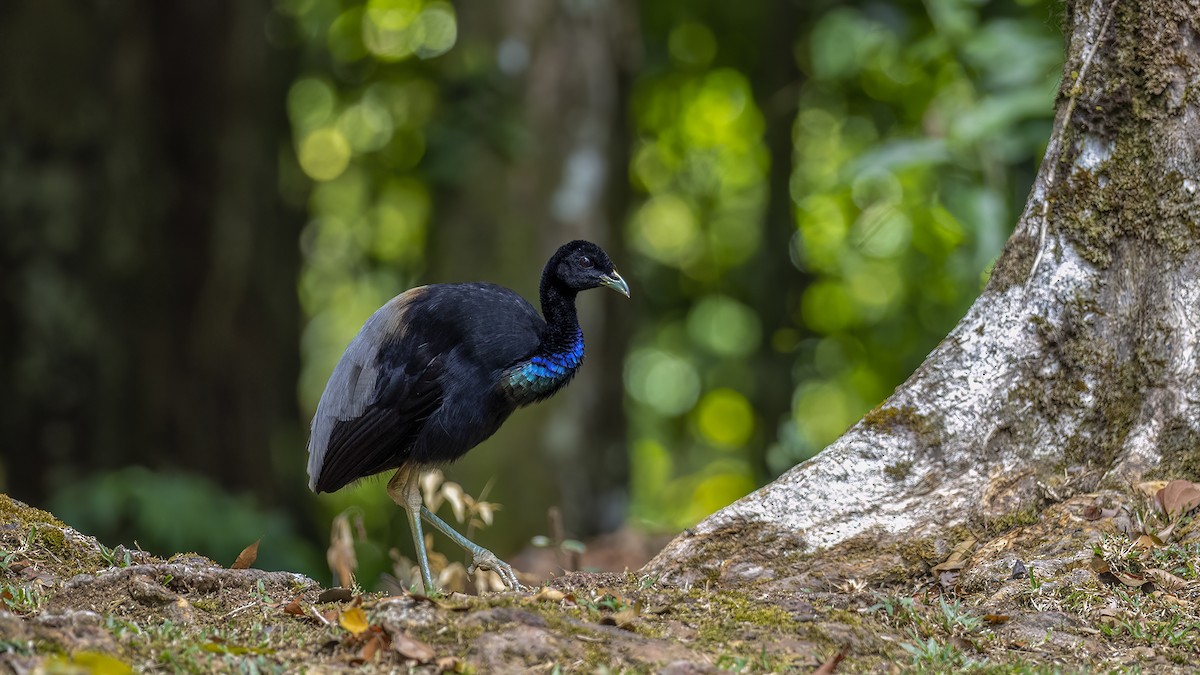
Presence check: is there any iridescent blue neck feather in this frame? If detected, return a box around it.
[502,327,584,405]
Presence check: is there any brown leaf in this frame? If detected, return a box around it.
[533,587,565,603]
[1097,607,1122,626]
[338,607,369,636]
[1144,568,1188,593]
[231,539,260,570]
[1153,591,1189,606]
[360,634,383,661]
[1133,533,1163,550]
[328,511,358,589]
[1137,480,1170,498]
[318,587,354,604]
[983,614,1010,625]
[1089,556,1111,575]
[600,609,639,631]
[1098,569,1150,590]
[392,632,435,663]
[931,538,977,575]
[1156,480,1200,519]
[283,599,304,616]
[813,648,847,675]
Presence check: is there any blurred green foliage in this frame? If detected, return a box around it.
[624,0,1062,528]
[275,0,1063,554]
[50,469,324,578]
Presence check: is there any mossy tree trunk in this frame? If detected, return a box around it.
[647,0,1200,584]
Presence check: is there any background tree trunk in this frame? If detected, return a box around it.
[428,0,638,545]
[647,0,1200,585]
[0,1,300,504]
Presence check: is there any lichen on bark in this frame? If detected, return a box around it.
[645,0,1200,586]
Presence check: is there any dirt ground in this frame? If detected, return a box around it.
[3,486,1200,673]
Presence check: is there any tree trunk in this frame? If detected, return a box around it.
[646,0,1200,585]
[0,1,300,504]
[429,0,638,543]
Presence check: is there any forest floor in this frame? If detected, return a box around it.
[2,486,1200,674]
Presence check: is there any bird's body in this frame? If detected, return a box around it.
[306,240,628,592]
[308,282,584,492]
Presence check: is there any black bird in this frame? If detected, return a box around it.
[307,240,629,591]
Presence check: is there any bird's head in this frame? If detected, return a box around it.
[548,240,630,297]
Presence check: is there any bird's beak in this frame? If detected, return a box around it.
[599,270,631,298]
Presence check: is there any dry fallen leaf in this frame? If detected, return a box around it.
[392,632,435,663]
[360,634,384,661]
[601,609,639,631]
[339,607,370,636]
[1097,607,1122,626]
[1144,568,1188,593]
[931,538,977,575]
[813,648,847,675]
[1156,480,1200,519]
[440,482,468,524]
[328,512,359,589]
[283,599,304,616]
[983,614,1010,625]
[231,539,260,570]
[533,587,565,603]
[1137,480,1170,498]
[1132,533,1163,550]
[1099,569,1150,590]
[318,587,354,604]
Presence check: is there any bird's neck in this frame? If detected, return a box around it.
[497,281,584,406]
[538,280,582,355]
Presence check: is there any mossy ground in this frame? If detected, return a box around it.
[5,489,1200,673]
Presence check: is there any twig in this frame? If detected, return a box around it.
[221,602,257,620]
[310,605,333,626]
[1026,0,1119,289]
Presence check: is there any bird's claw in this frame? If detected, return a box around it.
[468,549,524,591]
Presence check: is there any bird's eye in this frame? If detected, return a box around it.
[579,255,594,269]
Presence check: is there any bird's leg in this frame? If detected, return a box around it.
[419,506,524,591]
[386,466,436,594]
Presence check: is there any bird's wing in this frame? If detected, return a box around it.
[307,288,445,492]
[307,283,546,492]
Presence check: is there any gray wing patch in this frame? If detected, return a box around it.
[306,287,422,491]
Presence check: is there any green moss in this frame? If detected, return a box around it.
[35,527,69,554]
[896,537,939,568]
[986,232,1039,292]
[985,506,1041,534]
[0,495,66,529]
[862,405,942,449]
[884,461,913,481]
[1144,419,1200,481]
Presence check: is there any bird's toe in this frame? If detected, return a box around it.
[469,550,524,591]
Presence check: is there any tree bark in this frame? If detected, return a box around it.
[647,0,1200,585]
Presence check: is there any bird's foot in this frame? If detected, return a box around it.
[468,549,524,591]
